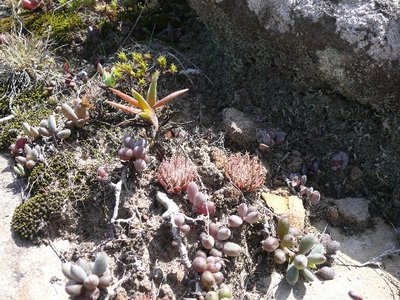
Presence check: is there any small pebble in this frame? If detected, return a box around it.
[348,290,363,300]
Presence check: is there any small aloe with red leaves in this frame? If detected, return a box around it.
[105,71,188,131]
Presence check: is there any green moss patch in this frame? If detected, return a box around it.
[11,190,64,240]
[0,89,53,149]
[24,11,84,45]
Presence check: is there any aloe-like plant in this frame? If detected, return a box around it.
[105,71,188,131]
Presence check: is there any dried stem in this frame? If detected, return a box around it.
[156,191,191,268]
[359,247,400,267]
[110,167,128,224]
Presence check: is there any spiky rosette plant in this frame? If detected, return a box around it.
[224,153,266,192]
[105,71,188,131]
[157,153,197,194]
[62,252,112,299]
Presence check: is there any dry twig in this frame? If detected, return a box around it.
[156,191,191,268]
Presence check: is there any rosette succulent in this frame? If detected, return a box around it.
[286,235,326,284]
[62,252,112,299]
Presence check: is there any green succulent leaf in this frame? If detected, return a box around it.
[299,234,316,254]
[303,268,316,282]
[147,71,159,107]
[310,243,325,255]
[286,263,299,285]
[277,216,290,240]
[307,253,327,265]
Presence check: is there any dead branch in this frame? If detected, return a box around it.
[359,247,400,267]
[156,191,191,268]
[110,167,128,224]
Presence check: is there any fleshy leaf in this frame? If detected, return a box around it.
[286,264,299,285]
[109,88,140,108]
[153,88,189,109]
[106,101,142,115]
[147,71,159,107]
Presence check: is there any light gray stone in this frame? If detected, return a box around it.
[223,108,258,149]
[327,197,371,231]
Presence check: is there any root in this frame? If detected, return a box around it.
[156,191,191,268]
[110,167,128,224]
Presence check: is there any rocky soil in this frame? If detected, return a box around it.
[2,153,400,299]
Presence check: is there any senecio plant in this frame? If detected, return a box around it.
[262,217,327,284]
[105,71,188,131]
[62,252,112,299]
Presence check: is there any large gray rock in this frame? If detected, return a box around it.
[188,0,400,136]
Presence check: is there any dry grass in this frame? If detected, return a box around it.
[0,32,57,95]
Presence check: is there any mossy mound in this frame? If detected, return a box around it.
[12,151,95,241]
[11,190,64,240]
[28,151,94,200]
[0,15,14,33]
[26,11,84,45]
[0,89,53,149]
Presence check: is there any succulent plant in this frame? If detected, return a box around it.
[185,181,216,215]
[61,98,90,129]
[11,142,43,175]
[105,71,188,131]
[22,114,72,140]
[287,173,321,205]
[157,155,197,194]
[62,252,112,299]
[261,217,330,284]
[228,203,260,227]
[285,234,326,285]
[332,151,348,171]
[256,128,286,154]
[224,153,266,192]
[118,135,150,172]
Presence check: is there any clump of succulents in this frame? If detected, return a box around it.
[8,137,28,155]
[62,252,112,299]
[118,135,150,172]
[173,213,191,236]
[261,217,329,284]
[61,97,90,128]
[21,114,71,140]
[193,250,225,288]
[224,153,266,192]
[157,154,197,194]
[228,203,261,226]
[12,143,43,175]
[96,166,109,182]
[201,223,243,257]
[287,173,321,205]
[256,128,285,154]
[285,234,326,284]
[186,181,216,215]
